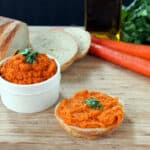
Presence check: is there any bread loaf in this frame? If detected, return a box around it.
[0,16,30,60]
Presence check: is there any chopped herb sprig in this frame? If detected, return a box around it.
[84,98,104,110]
[16,48,39,64]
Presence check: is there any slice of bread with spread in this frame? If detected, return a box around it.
[55,89,124,139]
[0,16,30,60]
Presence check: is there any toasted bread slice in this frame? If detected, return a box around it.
[55,91,124,139]
[50,27,91,60]
[30,30,78,71]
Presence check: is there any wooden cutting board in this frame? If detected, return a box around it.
[0,27,150,150]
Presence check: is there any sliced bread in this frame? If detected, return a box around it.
[51,27,91,60]
[64,27,91,60]
[30,30,78,71]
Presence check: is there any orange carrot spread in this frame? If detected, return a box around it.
[57,90,124,128]
[0,52,57,84]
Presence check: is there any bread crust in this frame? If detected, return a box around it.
[0,22,20,59]
[55,98,124,139]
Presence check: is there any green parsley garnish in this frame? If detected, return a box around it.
[16,48,39,64]
[84,98,104,110]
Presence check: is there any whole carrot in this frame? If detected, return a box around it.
[89,43,150,77]
[92,35,150,60]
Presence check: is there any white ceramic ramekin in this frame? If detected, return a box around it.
[0,55,61,113]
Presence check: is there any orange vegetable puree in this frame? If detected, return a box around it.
[57,90,124,128]
[0,53,57,84]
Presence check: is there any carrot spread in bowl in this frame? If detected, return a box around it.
[57,90,124,128]
[0,49,57,84]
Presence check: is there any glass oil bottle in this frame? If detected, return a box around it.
[85,0,122,39]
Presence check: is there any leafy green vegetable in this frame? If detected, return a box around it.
[121,0,150,44]
[84,98,104,110]
[17,48,39,64]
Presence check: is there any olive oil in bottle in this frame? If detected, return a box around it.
[85,0,122,39]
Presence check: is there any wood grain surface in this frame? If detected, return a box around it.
[0,27,150,150]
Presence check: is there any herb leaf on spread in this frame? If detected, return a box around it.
[16,48,39,64]
[84,98,104,110]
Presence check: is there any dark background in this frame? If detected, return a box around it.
[0,0,133,25]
